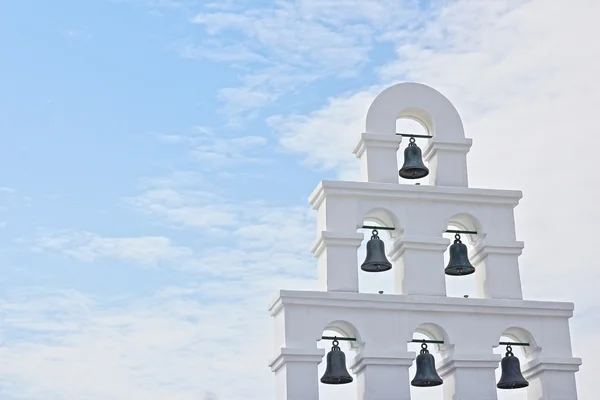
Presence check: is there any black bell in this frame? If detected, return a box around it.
[411,342,443,387]
[361,230,392,272]
[445,233,475,276]
[399,137,429,180]
[320,339,353,385]
[497,346,529,390]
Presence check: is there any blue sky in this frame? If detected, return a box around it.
[1,0,600,399]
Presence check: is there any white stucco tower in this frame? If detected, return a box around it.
[268,82,581,400]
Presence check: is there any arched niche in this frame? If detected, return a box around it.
[494,327,536,400]
[494,326,539,357]
[442,212,483,244]
[408,322,448,400]
[318,320,360,400]
[359,82,471,187]
[359,207,400,294]
[396,116,431,186]
[365,82,465,142]
[411,322,451,353]
[362,207,403,240]
[443,213,483,298]
[316,319,363,351]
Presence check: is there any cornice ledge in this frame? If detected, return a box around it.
[272,290,575,318]
[438,354,501,376]
[389,236,450,260]
[470,240,525,264]
[311,180,523,207]
[310,231,364,257]
[423,137,473,160]
[353,132,403,158]
[522,356,582,379]
[269,347,325,372]
[350,351,416,373]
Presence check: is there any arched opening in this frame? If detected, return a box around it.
[407,323,448,400]
[318,321,360,400]
[494,328,536,400]
[396,117,431,186]
[443,213,482,299]
[358,208,401,294]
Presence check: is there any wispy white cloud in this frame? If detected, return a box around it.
[31,230,193,267]
[8,0,600,399]
[187,0,427,117]
[1,191,321,398]
[0,187,16,195]
[156,128,271,167]
[268,88,381,180]
[176,40,268,64]
[0,285,275,399]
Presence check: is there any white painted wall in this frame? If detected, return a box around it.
[269,82,581,399]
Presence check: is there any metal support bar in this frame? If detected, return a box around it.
[499,342,530,346]
[321,336,357,342]
[445,229,478,235]
[320,337,528,346]
[361,225,395,231]
[411,339,445,344]
[396,133,434,139]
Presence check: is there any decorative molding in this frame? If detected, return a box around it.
[470,240,525,265]
[309,180,523,210]
[353,132,403,158]
[437,354,501,376]
[310,231,364,258]
[388,236,450,260]
[423,138,473,160]
[522,356,582,379]
[268,290,574,318]
[350,351,416,374]
[269,347,325,373]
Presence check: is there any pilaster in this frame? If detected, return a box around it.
[437,354,501,400]
[470,239,525,300]
[522,356,582,400]
[353,133,403,183]
[311,231,364,292]
[423,138,472,187]
[388,236,450,296]
[351,350,415,400]
[269,347,325,400]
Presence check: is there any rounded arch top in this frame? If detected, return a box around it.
[362,207,403,239]
[316,320,363,348]
[365,82,465,141]
[495,326,539,356]
[442,212,484,243]
[414,322,450,343]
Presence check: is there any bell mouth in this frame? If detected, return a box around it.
[497,381,529,390]
[444,265,475,276]
[361,263,392,273]
[399,168,429,179]
[411,379,443,387]
[320,376,353,385]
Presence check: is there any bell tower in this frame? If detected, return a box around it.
[268,82,581,400]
